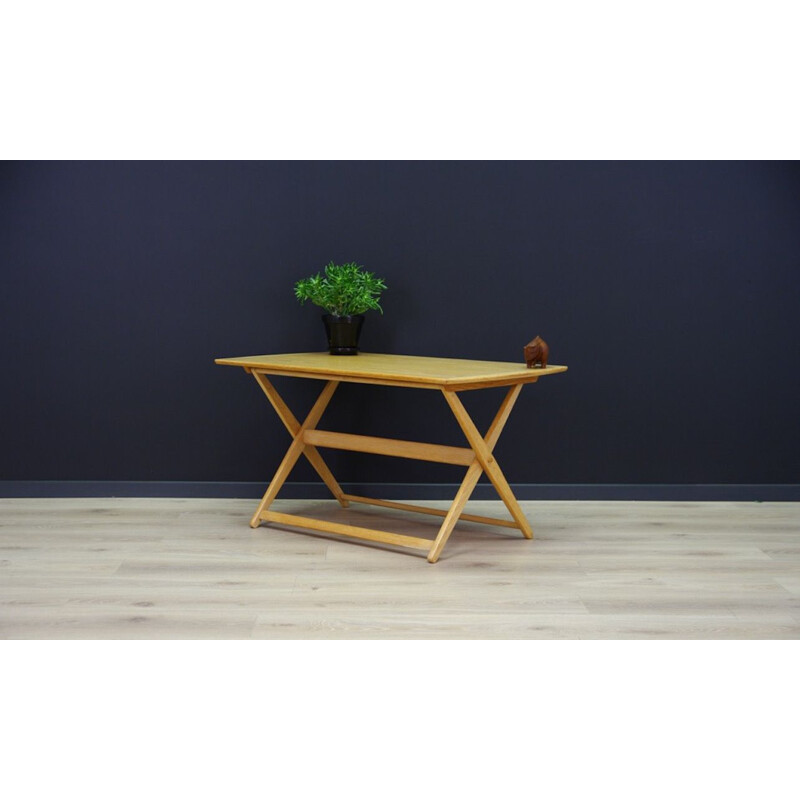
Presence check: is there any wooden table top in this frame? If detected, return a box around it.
[215,352,568,390]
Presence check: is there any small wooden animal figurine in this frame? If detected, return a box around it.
[524,336,549,369]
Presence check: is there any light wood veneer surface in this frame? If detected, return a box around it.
[214,352,567,388]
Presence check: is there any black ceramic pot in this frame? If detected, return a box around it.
[322,314,364,355]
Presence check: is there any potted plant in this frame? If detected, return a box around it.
[294,261,387,355]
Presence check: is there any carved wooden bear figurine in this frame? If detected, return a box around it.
[524,336,549,369]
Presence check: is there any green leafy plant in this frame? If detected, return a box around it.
[294,261,387,316]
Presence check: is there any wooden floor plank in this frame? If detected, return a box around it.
[1,498,798,639]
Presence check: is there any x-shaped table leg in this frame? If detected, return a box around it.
[251,372,349,508]
[246,372,533,563]
[427,384,532,562]
[249,376,343,528]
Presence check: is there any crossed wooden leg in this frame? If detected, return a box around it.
[246,372,533,563]
[427,384,532,563]
[249,377,343,527]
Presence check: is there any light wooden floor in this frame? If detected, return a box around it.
[1,498,798,639]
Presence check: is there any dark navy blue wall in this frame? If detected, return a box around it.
[1,161,799,491]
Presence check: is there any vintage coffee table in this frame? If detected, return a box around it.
[214,352,567,562]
